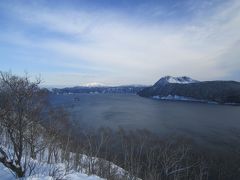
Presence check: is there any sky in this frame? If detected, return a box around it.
[0,0,240,87]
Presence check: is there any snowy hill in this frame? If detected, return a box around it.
[138,76,240,104]
[154,76,199,86]
[0,162,103,180]
[0,144,137,180]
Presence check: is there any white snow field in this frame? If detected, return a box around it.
[0,161,104,180]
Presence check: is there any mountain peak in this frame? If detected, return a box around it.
[154,76,199,86]
[83,82,106,87]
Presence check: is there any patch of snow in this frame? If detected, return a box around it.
[83,82,105,87]
[0,161,105,180]
[0,155,105,180]
[26,176,53,180]
[26,173,103,180]
[0,144,133,180]
[155,76,199,86]
[153,95,218,104]
[0,163,15,180]
[66,173,104,180]
[160,95,197,101]
[166,76,199,84]
[0,139,139,180]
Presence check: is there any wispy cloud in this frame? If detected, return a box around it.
[0,0,239,85]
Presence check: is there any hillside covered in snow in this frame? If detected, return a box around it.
[138,76,240,104]
[0,72,138,180]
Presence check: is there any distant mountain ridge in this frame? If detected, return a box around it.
[52,85,147,94]
[138,76,240,105]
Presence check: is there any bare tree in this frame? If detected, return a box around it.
[0,71,47,177]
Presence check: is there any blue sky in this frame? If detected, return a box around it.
[0,0,240,86]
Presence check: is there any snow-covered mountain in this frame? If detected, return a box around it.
[83,82,106,87]
[138,76,240,104]
[154,76,199,86]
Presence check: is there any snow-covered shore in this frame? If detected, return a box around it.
[152,95,218,104]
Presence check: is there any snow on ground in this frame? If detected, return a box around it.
[0,163,14,180]
[0,133,139,180]
[66,173,103,180]
[0,160,104,180]
[26,173,103,180]
[0,145,135,180]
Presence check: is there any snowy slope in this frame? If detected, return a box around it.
[66,173,104,180]
[154,76,199,86]
[0,143,140,180]
[0,159,104,180]
[0,163,14,180]
[166,76,198,84]
[0,164,104,180]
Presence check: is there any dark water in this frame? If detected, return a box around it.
[50,93,240,152]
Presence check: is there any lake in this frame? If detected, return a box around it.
[50,93,240,152]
